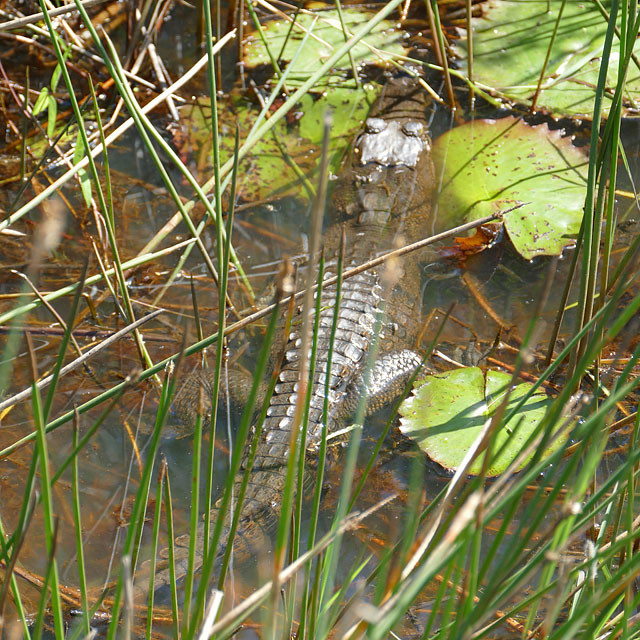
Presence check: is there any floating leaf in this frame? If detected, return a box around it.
[176,86,377,202]
[432,117,587,259]
[298,84,377,173]
[243,9,409,90]
[399,367,569,477]
[453,0,640,117]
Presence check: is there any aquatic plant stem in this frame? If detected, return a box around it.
[198,0,235,578]
[27,336,64,638]
[106,367,176,637]
[244,0,285,81]
[185,300,282,638]
[145,461,166,639]
[299,232,344,640]
[71,417,91,637]
[287,114,332,639]
[569,0,619,379]
[426,0,455,110]
[262,109,328,640]
[181,409,203,631]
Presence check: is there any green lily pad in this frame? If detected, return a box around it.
[398,367,568,477]
[453,0,640,117]
[243,9,409,90]
[177,87,377,202]
[432,117,588,259]
[178,93,316,201]
[298,84,378,173]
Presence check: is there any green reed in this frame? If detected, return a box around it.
[2,0,640,637]
[144,460,167,639]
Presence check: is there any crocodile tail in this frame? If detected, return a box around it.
[135,462,293,598]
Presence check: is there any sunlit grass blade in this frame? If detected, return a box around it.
[71,413,91,637]
[27,332,65,637]
[106,363,177,638]
[144,459,167,639]
[204,126,240,564]
[187,295,283,635]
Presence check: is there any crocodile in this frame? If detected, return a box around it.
[139,75,437,595]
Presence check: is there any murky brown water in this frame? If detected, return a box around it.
[1,1,640,636]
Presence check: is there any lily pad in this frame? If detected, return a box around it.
[243,9,409,90]
[432,117,588,259]
[398,367,568,477]
[176,87,377,202]
[298,84,378,173]
[453,0,640,117]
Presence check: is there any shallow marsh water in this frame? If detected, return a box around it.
[1,2,640,636]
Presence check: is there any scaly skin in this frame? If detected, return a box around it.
[138,76,437,596]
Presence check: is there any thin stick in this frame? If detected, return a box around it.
[0,0,106,31]
[0,309,163,413]
[530,0,566,113]
[0,30,236,233]
[12,271,86,359]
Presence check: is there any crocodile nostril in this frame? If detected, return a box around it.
[365,117,387,134]
[401,121,424,137]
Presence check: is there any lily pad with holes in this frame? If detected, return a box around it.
[398,367,569,476]
[176,86,377,202]
[432,117,588,260]
[243,9,409,90]
[453,0,640,117]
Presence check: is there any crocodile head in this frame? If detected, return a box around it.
[357,116,429,168]
[332,77,436,234]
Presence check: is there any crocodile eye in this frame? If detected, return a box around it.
[401,121,423,137]
[365,117,387,134]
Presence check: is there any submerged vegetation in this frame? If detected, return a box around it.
[0,0,640,638]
